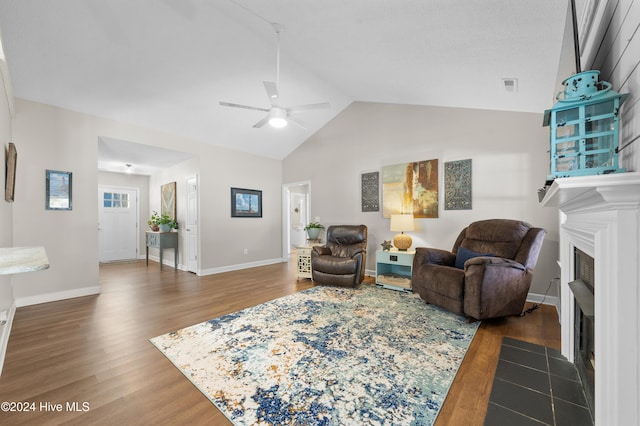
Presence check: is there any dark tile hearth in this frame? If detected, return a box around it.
[484,337,593,426]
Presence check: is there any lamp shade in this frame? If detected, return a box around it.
[390,214,415,232]
[390,214,415,251]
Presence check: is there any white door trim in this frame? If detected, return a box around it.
[281,181,311,259]
[186,176,199,273]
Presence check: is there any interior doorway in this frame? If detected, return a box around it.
[281,181,311,258]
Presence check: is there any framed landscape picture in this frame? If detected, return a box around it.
[231,187,262,218]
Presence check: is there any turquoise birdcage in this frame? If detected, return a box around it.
[543,70,628,180]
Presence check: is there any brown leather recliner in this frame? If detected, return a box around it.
[412,219,546,320]
[311,225,367,287]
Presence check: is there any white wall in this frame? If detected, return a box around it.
[196,147,283,274]
[11,100,102,305]
[11,99,283,305]
[283,102,560,296]
[0,50,13,314]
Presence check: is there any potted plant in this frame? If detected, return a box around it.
[148,211,178,232]
[304,222,324,240]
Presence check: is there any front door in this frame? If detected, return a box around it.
[98,186,138,262]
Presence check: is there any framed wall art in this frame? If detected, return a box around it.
[5,142,17,202]
[382,159,438,218]
[231,187,262,218]
[45,169,72,210]
[361,171,379,212]
[444,159,472,210]
[161,181,177,220]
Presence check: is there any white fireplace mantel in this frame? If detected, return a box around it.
[542,172,640,425]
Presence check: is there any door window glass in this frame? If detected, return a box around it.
[103,192,130,209]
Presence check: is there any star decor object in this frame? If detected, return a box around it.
[381,240,392,251]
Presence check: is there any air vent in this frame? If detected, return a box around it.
[502,78,518,93]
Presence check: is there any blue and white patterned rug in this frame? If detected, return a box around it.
[150,285,479,425]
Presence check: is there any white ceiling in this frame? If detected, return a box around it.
[0,0,571,166]
[98,137,195,175]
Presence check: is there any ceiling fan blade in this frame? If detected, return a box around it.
[286,115,310,129]
[287,102,331,113]
[219,101,270,113]
[252,115,271,128]
[263,81,279,103]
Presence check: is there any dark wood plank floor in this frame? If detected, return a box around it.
[0,259,560,425]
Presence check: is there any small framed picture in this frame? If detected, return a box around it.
[46,170,73,210]
[231,187,262,218]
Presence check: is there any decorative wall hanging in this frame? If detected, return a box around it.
[382,159,438,218]
[444,159,472,210]
[231,187,262,218]
[161,182,177,221]
[45,169,72,210]
[361,171,379,212]
[5,142,17,202]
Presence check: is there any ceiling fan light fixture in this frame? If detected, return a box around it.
[268,108,288,128]
[218,22,329,130]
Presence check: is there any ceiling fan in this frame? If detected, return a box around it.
[219,23,330,129]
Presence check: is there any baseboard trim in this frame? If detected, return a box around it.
[0,302,16,376]
[526,292,559,310]
[15,286,101,308]
[198,258,286,276]
[145,255,185,271]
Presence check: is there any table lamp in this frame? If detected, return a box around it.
[390,214,415,251]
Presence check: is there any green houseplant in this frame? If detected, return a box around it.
[304,222,324,240]
[148,211,177,232]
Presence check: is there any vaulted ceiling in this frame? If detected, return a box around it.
[0,1,571,162]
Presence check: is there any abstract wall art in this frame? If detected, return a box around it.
[382,159,438,218]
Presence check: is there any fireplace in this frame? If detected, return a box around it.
[541,172,640,426]
[569,248,594,416]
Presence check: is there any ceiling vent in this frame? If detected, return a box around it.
[502,78,518,93]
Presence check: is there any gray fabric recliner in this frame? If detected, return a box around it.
[311,225,367,287]
[411,219,546,320]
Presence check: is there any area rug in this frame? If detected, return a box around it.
[150,285,479,425]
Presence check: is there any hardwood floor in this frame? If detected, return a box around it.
[0,259,560,425]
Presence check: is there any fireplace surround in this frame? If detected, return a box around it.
[542,172,640,425]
